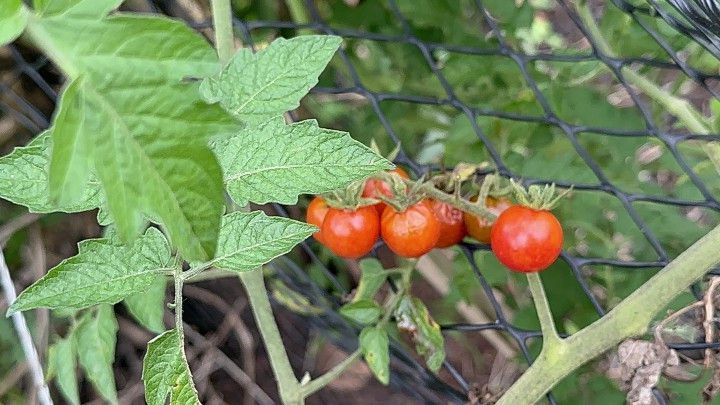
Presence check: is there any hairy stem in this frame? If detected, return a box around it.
[299,349,361,397]
[210,0,235,65]
[526,272,563,346]
[239,270,303,404]
[499,224,720,404]
[173,266,185,339]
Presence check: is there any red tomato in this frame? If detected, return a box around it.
[429,200,466,248]
[490,205,563,272]
[381,200,440,258]
[321,206,380,259]
[306,196,330,243]
[464,196,512,243]
[362,167,410,215]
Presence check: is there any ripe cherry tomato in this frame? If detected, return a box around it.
[429,200,466,248]
[306,196,330,243]
[490,205,563,273]
[362,167,410,215]
[381,200,440,258]
[321,206,380,259]
[464,196,512,243]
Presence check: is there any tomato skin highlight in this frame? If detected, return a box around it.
[362,167,410,215]
[464,196,512,243]
[429,199,466,248]
[321,206,380,259]
[381,200,441,258]
[306,196,330,243]
[490,205,563,273]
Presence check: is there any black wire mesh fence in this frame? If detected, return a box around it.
[2,0,720,403]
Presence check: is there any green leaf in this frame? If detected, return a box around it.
[47,336,80,405]
[359,327,390,385]
[34,0,123,17]
[36,14,239,261]
[142,329,200,405]
[123,277,166,333]
[76,305,118,404]
[0,0,27,46]
[394,296,445,372]
[213,117,392,206]
[8,227,172,314]
[0,131,101,213]
[200,35,342,123]
[340,299,382,324]
[212,211,315,272]
[353,258,387,302]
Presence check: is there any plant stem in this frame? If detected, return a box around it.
[299,349,361,397]
[576,0,720,175]
[238,270,302,404]
[526,272,563,346]
[498,223,720,404]
[211,0,235,65]
[0,250,53,405]
[174,266,185,338]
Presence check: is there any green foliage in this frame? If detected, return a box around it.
[340,299,383,324]
[8,228,171,314]
[33,0,123,18]
[47,336,80,405]
[123,277,167,333]
[0,0,27,46]
[212,117,392,206]
[35,12,237,261]
[0,131,101,213]
[200,35,342,123]
[352,258,388,302]
[212,211,315,272]
[359,327,390,385]
[142,329,199,405]
[76,305,119,404]
[394,296,445,372]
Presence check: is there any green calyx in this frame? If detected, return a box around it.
[323,180,378,210]
[510,179,572,211]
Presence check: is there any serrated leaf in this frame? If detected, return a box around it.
[359,327,390,385]
[34,0,123,17]
[47,336,80,405]
[36,14,239,261]
[77,305,118,404]
[8,227,172,314]
[0,0,27,46]
[340,299,382,324]
[394,296,445,372]
[123,276,166,333]
[353,259,387,302]
[213,117,392,206]
[200,35,342,123]
[212,211,315,272]
[143,329,200,405]
[0,131,101,213]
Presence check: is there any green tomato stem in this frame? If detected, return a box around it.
[526,272,563,346]
[499,224,720,404]
[299,349,362,397]
[210,0,235,65]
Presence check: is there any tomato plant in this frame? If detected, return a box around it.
[381,200,441,258]
[463,196,512,243]
[306,196,330,243]
[362,167,410,215]
[429,199,466,248]
[490,205,564,273]
[321,206,380,259]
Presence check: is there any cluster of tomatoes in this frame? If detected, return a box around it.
[306,168,564,273]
